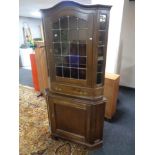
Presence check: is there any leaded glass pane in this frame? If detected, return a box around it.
[52,30,60,42]
[79,29,87,42]
[62,43,69,55]
[96,14,107,84]
[53,20,59,29]
[63,67,70,77]
[99,14,106,30]
[96,73,103,84]
[60,16,68,29]
[79,69,86,79]
[61,30,68,42]
[71,68,78,78]
[69,30,78,41]
[55,56,62,66]
[70,42,78,55]
[98,46,104,57]
[53,43,61,55]
[56,67,63,76]
[70,56,79,68]
[79,43,86,56]
[79,57,86,65]
[78,18,88,28]
[69,16,78,29]
[99,31,105,45]
[52,16,88,80]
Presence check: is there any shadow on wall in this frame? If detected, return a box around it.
[119,64,135,87]
[116,39,135,88]
[116,39,123,74]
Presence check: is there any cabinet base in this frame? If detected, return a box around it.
[46,92,106,149]
[51,133,103,149]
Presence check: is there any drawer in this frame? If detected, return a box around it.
[51,83,103,99]
[53,85,89,96]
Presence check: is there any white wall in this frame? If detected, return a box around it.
[92,0,135,88]
[19,0,135,88]
[118,0,135,88]
[19,16,42,46]
[91,0,124,73]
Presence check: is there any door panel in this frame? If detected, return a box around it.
[48,94,91,142]
[43,8,93,87]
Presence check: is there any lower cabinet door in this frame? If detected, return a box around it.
[46,93,105,147]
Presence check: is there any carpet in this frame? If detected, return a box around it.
[19,85,88,155]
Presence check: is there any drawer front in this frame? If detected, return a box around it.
[51,83,91,98]
[51,83,103,99]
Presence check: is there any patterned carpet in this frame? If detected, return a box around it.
[19,85,88,155]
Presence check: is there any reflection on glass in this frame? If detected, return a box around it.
[60,16,68,29]
[99,14,106,30]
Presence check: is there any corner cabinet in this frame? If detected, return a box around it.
[41,1,111,148]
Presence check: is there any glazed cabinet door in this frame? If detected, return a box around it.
[92,10,110,87]
[42,8,94,87]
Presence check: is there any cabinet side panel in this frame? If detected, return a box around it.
[95,102,105,140]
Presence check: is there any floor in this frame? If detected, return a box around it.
[19,68,135,155]
[88,86,135,155]
[19,67,33,87]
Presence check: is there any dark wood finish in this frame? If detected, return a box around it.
[45,90,106,147]
[41,1,111,148]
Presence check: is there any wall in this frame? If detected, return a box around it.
[19,0,135,88]
[118,0,135,88]
[91,0,135,88]
[19,16,42,46]
[91,0,124,73]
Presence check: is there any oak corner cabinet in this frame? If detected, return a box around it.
[41,1,111,148]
